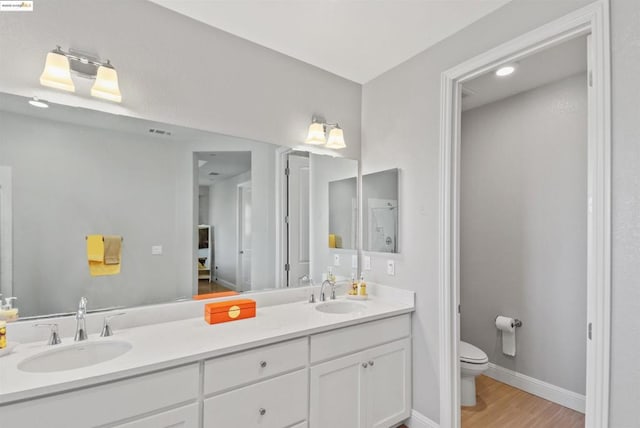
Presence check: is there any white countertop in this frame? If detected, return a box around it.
[0,292,413,405]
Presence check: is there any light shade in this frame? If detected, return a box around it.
[325,127,346,149]
[40,52,75,92]
[305,122,326,145]
[91,65,122,103]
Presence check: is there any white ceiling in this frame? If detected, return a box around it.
[461,35,588,111]
[197,152,252,184]
[150,0,511,83]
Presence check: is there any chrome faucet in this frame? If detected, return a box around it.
[74,297,88,341]
[319,279,336,302]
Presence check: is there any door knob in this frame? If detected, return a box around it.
[260,360,267,368]
[362,362,368,368]
[368,360,374,366]
[259,408,266,416]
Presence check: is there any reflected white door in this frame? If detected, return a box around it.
[237,182,252,291]
[0,167,12,297]
[287,154,310,286]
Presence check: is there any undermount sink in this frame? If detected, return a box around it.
[315,301,366,314]
[18,340,132,373]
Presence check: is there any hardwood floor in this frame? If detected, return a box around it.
[197,279,234,295]
[462,375,585,428]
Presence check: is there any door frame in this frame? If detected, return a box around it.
[0,166,12,297]
[236,180,251,291]
[438,1,611,427]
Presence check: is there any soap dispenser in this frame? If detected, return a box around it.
[358,272,367,297]
[0,297,18,321]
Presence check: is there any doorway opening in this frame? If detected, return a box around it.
[439,2,610,427]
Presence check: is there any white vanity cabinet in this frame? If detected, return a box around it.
[1,313,412,428]
[309,315,412,428]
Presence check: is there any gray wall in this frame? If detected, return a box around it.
[610,1,640,426]
[0,0,361,159]
[460,74,587,395]
[360,0,594,421]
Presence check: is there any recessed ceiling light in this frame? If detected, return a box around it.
[28,97,49,108]
[495,65,516,77]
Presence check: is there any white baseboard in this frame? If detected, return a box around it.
[485,363,585,413]
[406,409,439,428]
[214,278,238,291]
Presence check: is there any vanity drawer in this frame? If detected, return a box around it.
[310,314,411,363]
[113,403,198,428]
[204,337,307,394]
[1,364,199,428]
[203,369,308,428]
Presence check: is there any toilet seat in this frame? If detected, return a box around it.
[460,341,488,364]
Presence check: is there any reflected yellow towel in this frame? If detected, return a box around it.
[329,234,336,248]
[87,235,120,276]
[103,235,122,265]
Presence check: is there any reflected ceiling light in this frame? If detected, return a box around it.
[28,96,49,108]
[304,116,346,149]
[495,65,516,77]
[39,48,75,92]
[39,46,122,103]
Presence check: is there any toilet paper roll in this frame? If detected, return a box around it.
[495,316,516,356]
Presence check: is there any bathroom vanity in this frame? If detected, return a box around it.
[0,286,413,428]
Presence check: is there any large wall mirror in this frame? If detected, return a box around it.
[362,168,399,253]
[0,92,358,319]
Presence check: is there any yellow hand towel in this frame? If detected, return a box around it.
[329,234,336,248]
[103,235,122,265]
[87,235,121,276]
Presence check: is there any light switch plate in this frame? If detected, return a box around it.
[334,254,340,266]
[386,259,395,276]
[363,255,371,271]
[151,245,163,255]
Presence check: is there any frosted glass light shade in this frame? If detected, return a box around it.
[326,127,346,149]
[305,122,326,145]
[91,65,122,103]
[40,52,75,92]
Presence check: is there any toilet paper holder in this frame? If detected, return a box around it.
[495,316,523,328]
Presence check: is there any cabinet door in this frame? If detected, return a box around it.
[310,351,366,428]
[113,403,198,428]
[365,338,411,428]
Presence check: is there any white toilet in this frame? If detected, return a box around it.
[460,341,489,407]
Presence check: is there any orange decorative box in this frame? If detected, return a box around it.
[204,299,256,324]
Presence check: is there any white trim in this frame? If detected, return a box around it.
[274,146,290,288]
[438,2,611,427]
[0,167,12,297]
[485,363,586,414]
[213,277,238,291]
[406,409,439,428]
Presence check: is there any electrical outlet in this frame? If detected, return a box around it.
[386,259,395,276]
[363,255,371,271]
[334,254,340,266]
[352,255,358,269]
[151,245,163,255]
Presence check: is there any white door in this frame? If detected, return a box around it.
[237,182,252,291]
[310,352,366,428]
[0,167,12,297]
[366,339,412,428]
[287,154,310,286]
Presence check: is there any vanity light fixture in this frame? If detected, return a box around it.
[39,46,122,103]
[28,96,49,109]
[304,117,346,149]
[495,65,516,77]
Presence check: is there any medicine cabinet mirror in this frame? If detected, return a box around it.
[362,168,399,253]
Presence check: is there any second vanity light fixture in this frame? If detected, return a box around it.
[39,46,122,103]
[304,116,346,149]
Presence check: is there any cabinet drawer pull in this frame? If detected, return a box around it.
[368,360,374,366]
[259,408,267,416]
[362,362,368,368]
[259,360,267,368]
